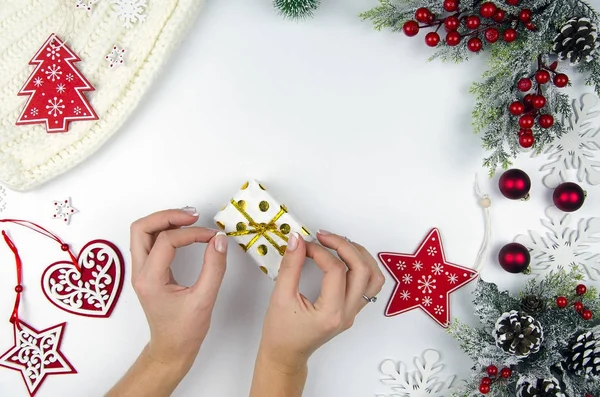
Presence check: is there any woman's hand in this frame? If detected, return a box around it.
[250,229,385,397]
[107,208,228,397]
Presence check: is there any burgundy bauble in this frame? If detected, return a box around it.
[506,0,519,5]
[554,73,569,87]
[519,128,532,136]
[444,16,460,31]
[519,8,532,22]
[501,368,512,378]
[519,115,535,129]
[539,114,554,128]
[583,310,593,321]
[485,27,499,43]
[574,301,584,312]
[556,296,568,308]
[493,9,506,22]
[503,28,517,42]
[532,95,546,109]
[403,20,420,37]
[487,365,498,376]
[524,94,534,104]
[481,377,492,386]
[519,133,534,148]
[480,2,497,18]
[425,32,441,47]
[466,15,481,29]
[498,243,531,273]
[576,284,587,296]
[518,78,532,91]
[468,37,483,52]
[443,0,460,12]
[446,31,462,46]
[479,384,491,394]
[525,22,536,31]
[499,168,531,200]
[509,101,525,115]
[536,70,551,84]
[415,7,431,23]
[553,182,586,212]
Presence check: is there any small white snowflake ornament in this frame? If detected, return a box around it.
[75,0,100,12]
[106,46,126,68]
[112,0,147,28]
[515,206,600,280]
[377,350,457,397]
[52,198,78,225]
[538,94,600,188]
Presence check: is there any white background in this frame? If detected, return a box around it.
[1,0,600,396]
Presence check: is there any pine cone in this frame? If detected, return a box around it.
[565,330,600,378]
[520,295,546,316]
[553,17,600,64]
[494,310,544,357]
[516,377,566,397]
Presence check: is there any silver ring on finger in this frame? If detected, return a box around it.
[363,294,377,303]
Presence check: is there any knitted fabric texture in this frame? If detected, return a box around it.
[0,0,203,191]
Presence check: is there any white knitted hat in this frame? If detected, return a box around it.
[0,0,203,191]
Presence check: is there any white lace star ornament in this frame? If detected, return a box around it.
[52,198,78,225]
[106,46,126,68]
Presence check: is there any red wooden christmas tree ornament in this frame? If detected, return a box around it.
[15,33,98,133]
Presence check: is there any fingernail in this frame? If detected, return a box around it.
[317,229,332,235]
[287,232,299,252]
[181,206,198,216]
[215,232,228,253]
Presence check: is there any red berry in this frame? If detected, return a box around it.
[443,0,459,12]
[574,301,584,312]
[532,95,546,109]
[446,31,462,46]
[509,101,525,115]
[536,70,551,84]
[554,73,569,87]
[556,296,568,308]
[503,28,517,42]
[519,8,532,22]
[577,284,587,295]
[481,377,492,386]
[487,365,498,376]
[493,9,506,22]
[480,2,497,18]
[403,21,420,36]
[519,115,535,129]
[444,16,460,31]
[539,114,554,129]
[519,133,534,148]
[485,28,500,43]
[501,368,512,378]
[583,309,593,320]
[525,22,536,31]
[506,0,519,5]
[524,94,535,104]
[415,7,431,23]
[519,128,532,136]
[466,15,481,29]
[468,37,483,52]
[517,78,532,92]
[425,32,441,47]
[479,384,491,394]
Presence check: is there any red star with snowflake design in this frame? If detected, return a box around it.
[379,228,478,328]
[0,320,76,396]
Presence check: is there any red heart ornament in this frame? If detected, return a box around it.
[41,240,124,318]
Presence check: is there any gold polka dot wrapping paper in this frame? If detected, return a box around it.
[214,180,314,279]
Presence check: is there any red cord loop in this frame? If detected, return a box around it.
[3,231,22,325]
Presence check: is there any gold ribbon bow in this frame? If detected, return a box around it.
[226,199,289,256]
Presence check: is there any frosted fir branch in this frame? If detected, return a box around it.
[275,0,320,19]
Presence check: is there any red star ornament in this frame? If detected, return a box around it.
[379,228,478,327]
[0,320,76,396]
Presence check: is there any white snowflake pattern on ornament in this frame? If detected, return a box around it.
[46,46,61,61]
[515,206,600,280]
[65,73,74,82]
[396,260,406,270]
[400,291,410,300]
[45,64,62,82]
[402,274,413,284]
[434,305,444,315]
[413,261,423,271]
[46,97,65,117]
[418,275,436,294]
[422,296,432,306]
[427,246,437,256]
[56,83,66,94]
[73,106,82,115]
[447,273,458,284]
[112,0,146,28]
[377,350,457,397]
[537,94,600,187]
[33,77,44,87]
[432,263,443,275]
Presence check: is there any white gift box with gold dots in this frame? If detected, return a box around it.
[214,180,314,279]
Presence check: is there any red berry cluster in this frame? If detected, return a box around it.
[402,0,535,52]
[479,365,512,394]
[556,284,593,320]
[509,58,569,148]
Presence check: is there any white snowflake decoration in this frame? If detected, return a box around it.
[0,186,6,213]
[105,45,126,68]
[52,198,78,225]
[112,0,147,28]
[538,93,600,188]
[377,350,457,397]
[76,0,100,12]
[515,206,600,280]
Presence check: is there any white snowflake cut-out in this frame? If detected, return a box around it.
[377,350,457,397]
[106,45,126,68]
[76,0,100,12]
[112,0,147,28]
[538,93,600,187]
[515,206,600,280]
